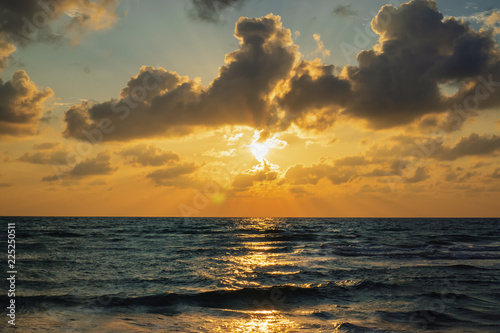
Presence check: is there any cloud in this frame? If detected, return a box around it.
[456,9,500,34]
[332,4,357,17]
[0,71,53,137]
[202,148,236,158]
[334,155,372,167]
[63,14,298,141]
[120,144,179,167]
[434,133,500,161]
[289,186,307,194]
[146,163,199,186]
[231,165,278,191]
[445,169,478,182]
[0,182,13,187]
[365,133,500,162]
[491,168,500,178]
[311,33,330,58]
[63,1,500,142]
[18,149,69,165]
[404,166,430,183]
[69,151,116,177]
[33,142,61,150]
[282,0,500,130]
[188,0,248,22]
[284,163,357,186]
[42,152,116,181]
[0,0,120,71]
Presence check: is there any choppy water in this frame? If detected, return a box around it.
[1,217,500,332]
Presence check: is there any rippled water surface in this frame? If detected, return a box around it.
[1,217,499,332]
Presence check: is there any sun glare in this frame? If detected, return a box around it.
[247,130,287,164]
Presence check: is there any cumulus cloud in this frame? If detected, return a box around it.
[332,4,357,17]
[0,0,119,70]
[63,1,500,143]
[282,0,500,129]
[0,71,53,137]
[188,0,248,22]
[146,163,199,186]
[120,144,179,167]
[63,14,298,141]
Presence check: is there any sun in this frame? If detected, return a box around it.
[249,141,272,163]
[246,130,287,164]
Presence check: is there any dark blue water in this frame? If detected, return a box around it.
[1,217,500,332]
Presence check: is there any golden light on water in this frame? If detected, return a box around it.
[216,310,299,332]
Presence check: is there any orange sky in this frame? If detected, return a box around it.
[1,0,500,217]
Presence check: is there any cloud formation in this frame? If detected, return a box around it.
[332,4,357,17]
[0,0,119,71]
[42,151,116,181]
[63,14,298,141]
[188,0,248,22]
[63,1,500,143]
[282,0,500,129]
[146,163,199,186]
[284,163,357,186]
[0,71,53,137]
[18,148,68,165]
[433,133,500,161]
[120,144,179,167]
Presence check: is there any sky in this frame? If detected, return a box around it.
[1,0,500,217]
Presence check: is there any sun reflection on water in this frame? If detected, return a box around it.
[215,309,299,332]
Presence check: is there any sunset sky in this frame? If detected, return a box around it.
[1,0,500,217]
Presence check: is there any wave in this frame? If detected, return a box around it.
[4,281,404,312]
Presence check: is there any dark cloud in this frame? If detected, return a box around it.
[69,152,116,177]
[365,133,500,162]
[42,152,116,181]
[0,71,53,137]
[434,133,500,161]
[63,14,298,141]
[332,4,357,17]
[0,0,119,71]
[0,182,13,187]
[120,144,179,167]
[146,163,199,186]
[282,0,500,130]
[18,149,68,165]
[188,0,247,22]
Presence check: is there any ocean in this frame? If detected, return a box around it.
[1,217,499,332]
